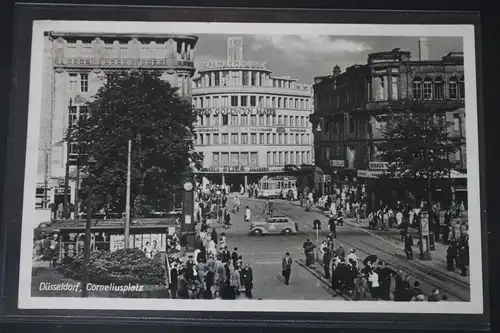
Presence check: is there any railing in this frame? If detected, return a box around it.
[55,57,194,69]
[192,85,312,97]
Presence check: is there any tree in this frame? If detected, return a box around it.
[73,70,203,217]
[377,105,460,206]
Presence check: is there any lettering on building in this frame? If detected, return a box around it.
[193,108,276,116]
[200,166,284,173]
[368,161,389,170]
[289,128,307,133]
[196,128,220,133]
[329,160,345,167]
[204,60,268,69]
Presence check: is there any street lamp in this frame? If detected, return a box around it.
[82,156,97,297]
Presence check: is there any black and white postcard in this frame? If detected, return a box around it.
[19,20,482,314]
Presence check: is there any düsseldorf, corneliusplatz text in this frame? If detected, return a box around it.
[39,282,144,292]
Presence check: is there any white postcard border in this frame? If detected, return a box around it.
[18,20,483,314]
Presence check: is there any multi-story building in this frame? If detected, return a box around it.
[192,37,314,189]
[36,32,198,215]
[311,37,466,205]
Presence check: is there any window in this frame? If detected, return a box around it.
[290,151,295,164]
[279,152,283,165]
[213,114,220,126]
[296,134,300,144]
[278,133,283,144]
[278,115,282,125]
[243,71,249,86]
[267,152,271,166]
[231,133,239,144]
[259,115,264,125]
[284,133,288,144]
[240,152,249,165]
[69,73,78,93]
[250,115,257,125]
[241,96,248,106]
[69,106,78,124]
[301,134,305,144]
[206,134,211,145]
[278,98,282,108]
[241,133,248,144]
[213,97,219,108]
[434,76,445,100]
[251,133,257,144]
[272,116,276,126]
[215,73,220,86]
[284,116,288,126]
[231,115,238,125]
[306,151,310,164]
[250,152,258,166]
[266,133,271,144]
[213,134,219,144]
[453,114,460,131]
[459,76,465,99]
[295,116,299,127]
[258,96,264,106]
[231,152,239,166]
[250,96,256,106]
[200,98,204,108]
[266,115,271,125]
[80,73,89,92]
[241,115,248,125]
[221,153,229,166]
[222,115,229,125]
[302,152,306,164]
[212,153,220,166]
[273,152,277,165]
[272,133,277,144]
[285,151,289,163]
[449,76,458,99]
[206,115,211,126]
[412,77,423,100]
[423,77,433,99]
[301,117,305,127]
[231,96,238,106]
[455,149,461,161]
[222,133,229,144]
[290,116,294,126]
[259,133,264,144]
[199,134,204,145]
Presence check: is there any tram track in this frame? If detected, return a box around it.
[268,202,470,302]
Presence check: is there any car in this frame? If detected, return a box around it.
[248,216,300,236]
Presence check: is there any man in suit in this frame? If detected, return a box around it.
[241,263,254,299]
[282,252,293,285]
[169,262,178,299]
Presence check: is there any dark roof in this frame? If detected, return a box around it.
[38,218,177,232]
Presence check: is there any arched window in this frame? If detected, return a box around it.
[459,75,465,99]
[412,77,423,100]
[434,76,445,100]
[423,77,433,99]
[449,76,459,99]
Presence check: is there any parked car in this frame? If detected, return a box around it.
[248,216,299,236]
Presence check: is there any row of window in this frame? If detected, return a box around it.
[69,73,89,93]
[412,75,465,100]
[193,95,310,110]
[197,132,312,146]
[195,70,299,90]
[197,114,310,127]
[211,151,311,167]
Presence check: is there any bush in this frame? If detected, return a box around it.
[56,248,166,286]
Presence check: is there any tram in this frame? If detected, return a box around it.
[257,175,298,200]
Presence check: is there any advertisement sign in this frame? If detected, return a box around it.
[357,170,385,178]
[204,60,267,69]
[329,160,345,167]
[420,211,430,236]
[200,166,283,173]
[193,108,276,116]
[110,234,125,252]
[289,128,308,133]
[369,161,389,170]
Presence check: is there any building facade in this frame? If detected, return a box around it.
[192,37,314,189]
[311,38,466,204]
[36,32,198,212]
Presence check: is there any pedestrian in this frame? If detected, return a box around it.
[458,245,469,276]
[245,206,251,222]
[231,247,239,268]
[446,244,455,271]
[328,215,337,238]
[282,252,292,285]
[404,232,414,260]
[393,271,404,301]
[377,261,392,301]
[368,268,380,299]
[241,263,254,299]
[402,275,412,301]
[210,228,218,245]
[224,209,231,229]
[169,262,178,299]
[323,248,332,279]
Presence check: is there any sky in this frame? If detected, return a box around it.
[193,35,463,84]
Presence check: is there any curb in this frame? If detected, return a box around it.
[294,259,350,301]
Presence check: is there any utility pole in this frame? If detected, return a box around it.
[124,139,132,249]
[43,143,49,208]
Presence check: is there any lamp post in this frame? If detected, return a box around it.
[63,98,73,219]
[82,156,97,297]
[418,107,432,260]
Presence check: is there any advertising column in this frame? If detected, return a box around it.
[181,165,196,250]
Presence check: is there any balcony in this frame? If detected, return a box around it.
[192,85,312,97]
[55,57,195,69]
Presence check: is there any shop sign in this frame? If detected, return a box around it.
[193,108,276,116]
[196,128,220,133]
[289,128,307,133]
[369,161,389,170]
[330,160,345,167]
[357,169,385,178]
[201,166,284,173]
[204,60,267,69]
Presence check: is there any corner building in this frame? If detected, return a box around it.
[311,38,466,208]
[192,37,314,189]
[36,32,198,212]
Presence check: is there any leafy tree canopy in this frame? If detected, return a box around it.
[377,108,460,201]
[72,70,203,216]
